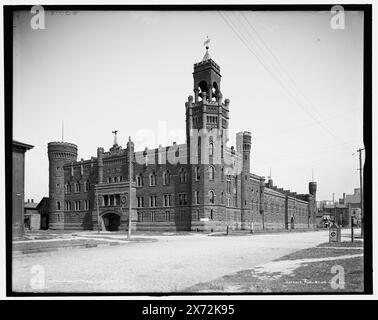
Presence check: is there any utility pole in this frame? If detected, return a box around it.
[96,191,100,233]
[128,136,132,240]
[357,148,364,238]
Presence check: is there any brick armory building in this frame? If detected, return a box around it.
[47,49,318,232]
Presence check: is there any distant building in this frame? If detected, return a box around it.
[37,197,50,230]
[12,140,34,238]
[317,188,362,228]
[24,199,39,230]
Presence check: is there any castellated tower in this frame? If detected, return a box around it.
[185,44,232,231]
[237,131,252,229]
[48,142,78,229]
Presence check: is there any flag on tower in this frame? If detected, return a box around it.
[204,36,210,47]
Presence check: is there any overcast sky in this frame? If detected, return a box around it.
[13,9,364,202]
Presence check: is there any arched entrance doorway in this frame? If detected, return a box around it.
[102,212,120,231]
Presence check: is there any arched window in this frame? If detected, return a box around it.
[212,82,220,102]
[163,170,170,185]
[209,191,215,204]
[150,172,156,186]
[198,80,209,101]
[75,182,80,193]
[209,166,215,180]
[137,174,143,187]
[57,201,61,210]
[179,168,187,183]
[195,167,200,180]
[209,142,214,156]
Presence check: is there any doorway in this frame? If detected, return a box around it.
[102,212,120,231]
[290,216,295,230]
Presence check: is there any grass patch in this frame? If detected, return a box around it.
[317,241,363,248]
[185,241,364,293]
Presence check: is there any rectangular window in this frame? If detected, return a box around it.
[150,195,157,207]
[137,196,144,208]
[178,193,188,206]
[83,200,90,210]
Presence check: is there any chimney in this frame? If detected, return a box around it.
[27,199,30,203]
[31,199,34,203]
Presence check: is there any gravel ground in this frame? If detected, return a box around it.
[12,230,334,293]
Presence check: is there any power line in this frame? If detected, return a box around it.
[219,11,355,152]
[233,12,354,151]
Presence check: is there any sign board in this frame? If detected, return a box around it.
[329,222,341,242]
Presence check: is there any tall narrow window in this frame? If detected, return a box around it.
[194,191,200,205]
[137,174,143,187]
[137,196,144,208]
[163,171,170,185]
[179,168,187,183]
[150,172,157,186]
[150,195,157,207]
[227,176,231,194]
[179,193,188,206]
[195,167,200,180]
[209,142,214,156]
[209,166,215,180]
[209,191,215,204]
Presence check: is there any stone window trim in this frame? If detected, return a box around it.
[74,200,81,211]
[136,174,144,187]
[149,172,157,186]
[150,195,157,207]
[137,196,144,208]
[163,194,173,207]
[163,170,171,185]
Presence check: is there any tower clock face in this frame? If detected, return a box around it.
[121,195,127,205]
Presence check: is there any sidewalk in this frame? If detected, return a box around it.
[13,231,157,255]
